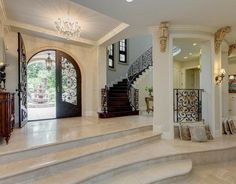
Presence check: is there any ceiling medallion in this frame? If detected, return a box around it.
[55,17,81,40]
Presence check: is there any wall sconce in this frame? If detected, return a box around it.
[229,75,235,80]
[215,69,226,85]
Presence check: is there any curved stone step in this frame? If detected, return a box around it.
[0,129,160,184]
[30,153,191,184]
[92,159,192,184]
[0,125,152,164]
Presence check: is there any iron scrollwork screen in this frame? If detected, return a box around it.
[61,57,77,105]
[173,89,203,122]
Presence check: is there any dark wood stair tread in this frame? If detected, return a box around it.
[98,111,139,118]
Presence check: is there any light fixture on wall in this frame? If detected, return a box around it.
[215,68,226,85]
[229,75,235,80]
[45,53,53,71]
[0,62,6,70]
[55,17,81,40]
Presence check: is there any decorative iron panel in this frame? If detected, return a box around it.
[61,57,77,105]
[18,32,28,127]
[174,89,203,122]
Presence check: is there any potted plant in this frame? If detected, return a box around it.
[145,86,153,97]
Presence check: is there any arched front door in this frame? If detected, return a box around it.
[56,50,82,118]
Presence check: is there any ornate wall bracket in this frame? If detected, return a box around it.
[215,26,231,53]
[159,22,169,53]
[228,44,236,56]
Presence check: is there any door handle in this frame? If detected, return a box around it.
[57,86,60,93]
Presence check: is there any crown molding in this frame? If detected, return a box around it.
[96,23,129,46]
[0,0,11,34]
[6,19,96,46]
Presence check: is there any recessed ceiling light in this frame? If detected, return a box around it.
[184,56,188,59]
[189,52,193,56]
[193,43,197,46]
[126,0,134,2]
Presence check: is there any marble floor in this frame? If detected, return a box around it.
[0,115,152,154]
[174,160,236,184]
[1,115,236,183]
[28,107,56,121]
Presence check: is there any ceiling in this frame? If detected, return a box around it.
[3,0,122,45]
[174,38,204,62]
[3,0,236,46]
[73,0,236,27]
[73,0,236,44]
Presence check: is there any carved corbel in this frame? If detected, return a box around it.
[215,26,231,53]
[159,22,169,53]
[228,44,236,56]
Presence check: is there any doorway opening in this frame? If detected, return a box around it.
[27,49,82,121]
[27,50,56,121]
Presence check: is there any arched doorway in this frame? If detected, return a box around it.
[27,49,82,121]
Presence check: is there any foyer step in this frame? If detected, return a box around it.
[0,125,152,163]
[30,146,191,184]
[0,126,160,184]
[94,159,192,184]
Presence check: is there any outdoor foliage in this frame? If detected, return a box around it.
[27,61,56,103]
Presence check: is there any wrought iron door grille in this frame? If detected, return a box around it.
[173,89,203,122]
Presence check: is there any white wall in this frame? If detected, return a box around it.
[173,61,182,88]
[133,67,153,111]
[173,59,200,89]
[107,34,152,85]
[4,31,99,127]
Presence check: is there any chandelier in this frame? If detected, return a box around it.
[55,17,81,40]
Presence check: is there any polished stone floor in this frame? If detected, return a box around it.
[1,115,236,183]
[174,160,236,184]
[0,115,152,154]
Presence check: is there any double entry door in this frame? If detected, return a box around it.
[18,33,81,128]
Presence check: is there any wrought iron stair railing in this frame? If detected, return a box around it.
[127,47,153,84]
[127,47,153,111]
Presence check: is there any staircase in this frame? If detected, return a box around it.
[99,78,139,118]
[99,47,153,118]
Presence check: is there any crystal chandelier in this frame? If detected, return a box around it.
[55,17,81,40]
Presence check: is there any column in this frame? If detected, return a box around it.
[152,29,174,139]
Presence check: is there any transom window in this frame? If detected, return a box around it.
[108,44,114,68]
[119,39,127,63]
